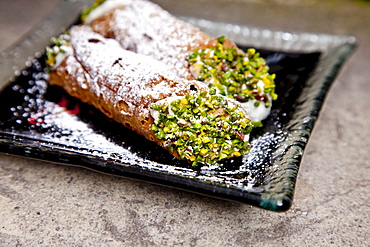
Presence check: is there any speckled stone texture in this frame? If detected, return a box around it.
[0,0,369,246]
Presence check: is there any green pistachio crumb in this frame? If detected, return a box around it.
[151,92,252,167]
[187,36,277,108]
[45,32,71,72]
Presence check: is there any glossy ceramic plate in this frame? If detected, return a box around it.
[0,1,356,211]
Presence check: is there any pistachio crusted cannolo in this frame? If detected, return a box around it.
[46,25,253,166]
[82,0,277,124]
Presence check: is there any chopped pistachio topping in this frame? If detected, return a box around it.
[45,32,71,72]
[151,91,253,167]
[81,0,107,23]
[188,37,278,108]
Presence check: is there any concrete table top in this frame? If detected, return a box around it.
[0,0,369,246]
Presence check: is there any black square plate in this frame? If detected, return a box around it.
[0,1,356,211]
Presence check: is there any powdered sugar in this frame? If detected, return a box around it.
[95,0,210,79]
[66,26,207,118]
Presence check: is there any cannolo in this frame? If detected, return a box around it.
[82,0,278,124]
[46,25,253,166]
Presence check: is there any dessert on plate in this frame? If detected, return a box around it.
[46,25,253,166]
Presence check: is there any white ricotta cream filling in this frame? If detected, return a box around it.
[240,97,271,123]
[84,0,132,24]
[53,45,73,69]
[149,96,182,122]
[240,80,272,123]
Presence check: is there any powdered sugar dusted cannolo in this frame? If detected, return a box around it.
[82,0,277,124]
[46,25,253,166]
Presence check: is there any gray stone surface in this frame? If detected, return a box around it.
[0,0,369,246]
